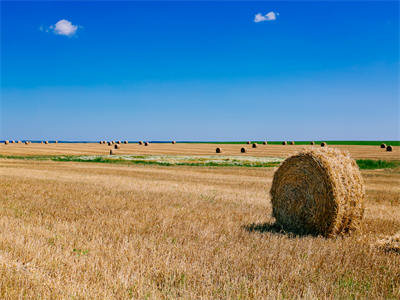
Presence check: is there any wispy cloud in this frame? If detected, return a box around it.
[254,11,278,23]
[40,19,79,36]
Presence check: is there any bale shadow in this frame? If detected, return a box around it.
[243,222,319,238]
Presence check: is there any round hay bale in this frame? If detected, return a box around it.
[99,141,103,144]
[252,143,257,148]
[144,142,149,146]
[290,141,295,145]
[4,140,9,145]
[109,149,114,155]
[270,148,365,237]
[11,140,15,144]
[216,147,222,153]
[247,141,251,145]
[138,141,143,145]
[282,141,287,145]
[25,141,29,145]
[172,141,176,144]
[240,147,246,153]
[114,144,119,149]
[380,143,386,149]
[117,141,121,144]
[124,141,128,144]
[321,142,327,147]
[386,145,393,152]
[45,141,49,144]
[310,141,315,145]
[263,141,267,145]
[107,142,111,146]
[111,141,115,144]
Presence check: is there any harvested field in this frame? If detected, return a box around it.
[0,143,399,160]
[0,152,399,298]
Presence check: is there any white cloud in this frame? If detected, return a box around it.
[254,11,278,23]
[53,19,78,36]
[41,19,79,36]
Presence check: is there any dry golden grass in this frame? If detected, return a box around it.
[0,154,399,298]
[0,142,399,160]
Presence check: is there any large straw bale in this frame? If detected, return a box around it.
[270,148,365,237]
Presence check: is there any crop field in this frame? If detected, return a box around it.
[0,143,399,298]
[0,142,399,160]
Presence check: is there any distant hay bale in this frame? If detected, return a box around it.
[114,144,119,149]
[282,141,287,145]
[124,141,128,144]
[216,147,222,153]
[107,142,111,146]
[241,147,246,153]
[25,141,29,145]
[109,149,114,155]
[247,141,251,145]
[138,141,143,145]
[11,140,15,144]
[321,142,327,147]
[111,141,115,144]
[172,141,176,144]
[386,145,393,152]
[289,141,295,145]
[270,148,365,237]
[144,142,149,146]
[374,233,400,253]
[99,141,102,144]
[310,141,315,145]
[252,143,257,148]
[117,141,121,144]
[263,141,267,145]
[380,143,386,149]
[45,141,49,144]
[4,140,9,145]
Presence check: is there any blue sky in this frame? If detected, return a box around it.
[1,1,399,141]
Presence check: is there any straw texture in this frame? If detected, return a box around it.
[270,148,365,237]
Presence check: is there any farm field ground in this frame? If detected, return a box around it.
[0,143,399,298]
[0,142,399,160]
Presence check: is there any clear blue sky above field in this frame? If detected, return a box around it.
[1,1,399,141]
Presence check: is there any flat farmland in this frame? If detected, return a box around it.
[1,142,400,298]
[0,142,399,160]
